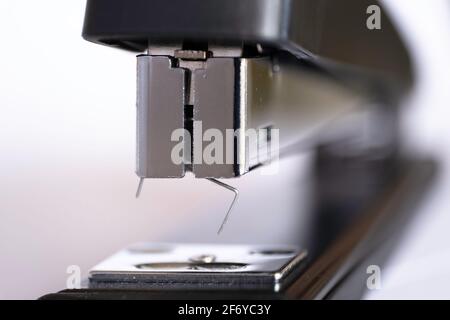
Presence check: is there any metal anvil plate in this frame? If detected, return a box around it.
[89,243,307,291]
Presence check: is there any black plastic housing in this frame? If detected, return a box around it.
[82,0,412,85]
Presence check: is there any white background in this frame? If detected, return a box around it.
[0,1,449,299]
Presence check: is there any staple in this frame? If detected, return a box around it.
[206,178,239,235]
[136,177,145,198]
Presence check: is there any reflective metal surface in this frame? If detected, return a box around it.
[136,52,388,180]
[192,58,242,178]
[89,243,307,291]
[136,55,186,178]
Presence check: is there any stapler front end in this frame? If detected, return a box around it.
[41,0,437,300]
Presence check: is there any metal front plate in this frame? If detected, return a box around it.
[192,58,244,178]
[136,53,376,179]
[136,55,186,178]
[89,243,307,291]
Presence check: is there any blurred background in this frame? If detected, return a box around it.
[0,0,449,299]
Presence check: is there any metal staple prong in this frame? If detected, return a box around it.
[206,178,239,235]
[136,178,145,198]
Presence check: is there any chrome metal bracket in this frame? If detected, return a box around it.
[136,48,380,180]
